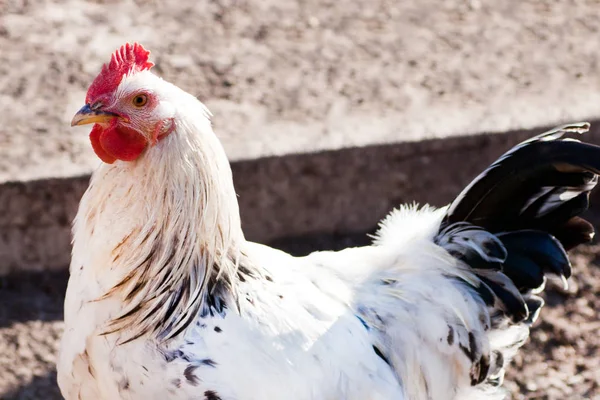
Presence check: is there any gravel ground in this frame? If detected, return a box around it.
[1,229,600,400]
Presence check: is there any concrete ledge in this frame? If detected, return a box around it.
[4,121,600,275]
[237,121,600,240]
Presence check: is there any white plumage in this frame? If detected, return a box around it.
[58,43,600,400]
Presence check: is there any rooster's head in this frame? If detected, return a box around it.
[71,43,180,164]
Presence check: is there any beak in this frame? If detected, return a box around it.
[71,104,120,127]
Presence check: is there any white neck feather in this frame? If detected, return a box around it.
[73,99,247,343]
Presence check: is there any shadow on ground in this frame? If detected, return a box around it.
[0,270,67,328]
[2,371,61,400]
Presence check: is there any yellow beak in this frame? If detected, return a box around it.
[71,104,120,127]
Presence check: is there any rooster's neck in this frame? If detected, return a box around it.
[73,110,248,342]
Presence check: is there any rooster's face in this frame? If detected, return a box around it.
[71,43,176,164]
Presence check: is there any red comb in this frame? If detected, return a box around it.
[86,43,154,103]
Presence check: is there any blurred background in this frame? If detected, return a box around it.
[1,0,600,398]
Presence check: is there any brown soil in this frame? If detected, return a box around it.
[2,0,600,181]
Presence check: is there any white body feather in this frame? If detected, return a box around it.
[58,71,525,400]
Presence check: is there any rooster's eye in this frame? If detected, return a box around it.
[132,94,148,107]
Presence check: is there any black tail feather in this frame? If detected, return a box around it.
[443,122,600,250]
[497,230,571,279]
[524,295,544,325]
[555,216,595,251]
[476,272,528,323]
[436,122,600,324]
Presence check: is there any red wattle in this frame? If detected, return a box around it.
[90,120,148,163]
[100,124,147,162]
[90,124,117,164]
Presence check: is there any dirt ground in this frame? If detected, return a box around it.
[2,0,600,181]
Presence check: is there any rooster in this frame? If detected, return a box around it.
[58,43,600,400]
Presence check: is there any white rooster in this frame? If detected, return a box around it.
[58,43,600,400]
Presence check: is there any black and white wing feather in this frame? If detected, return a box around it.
[434,122,600,389]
